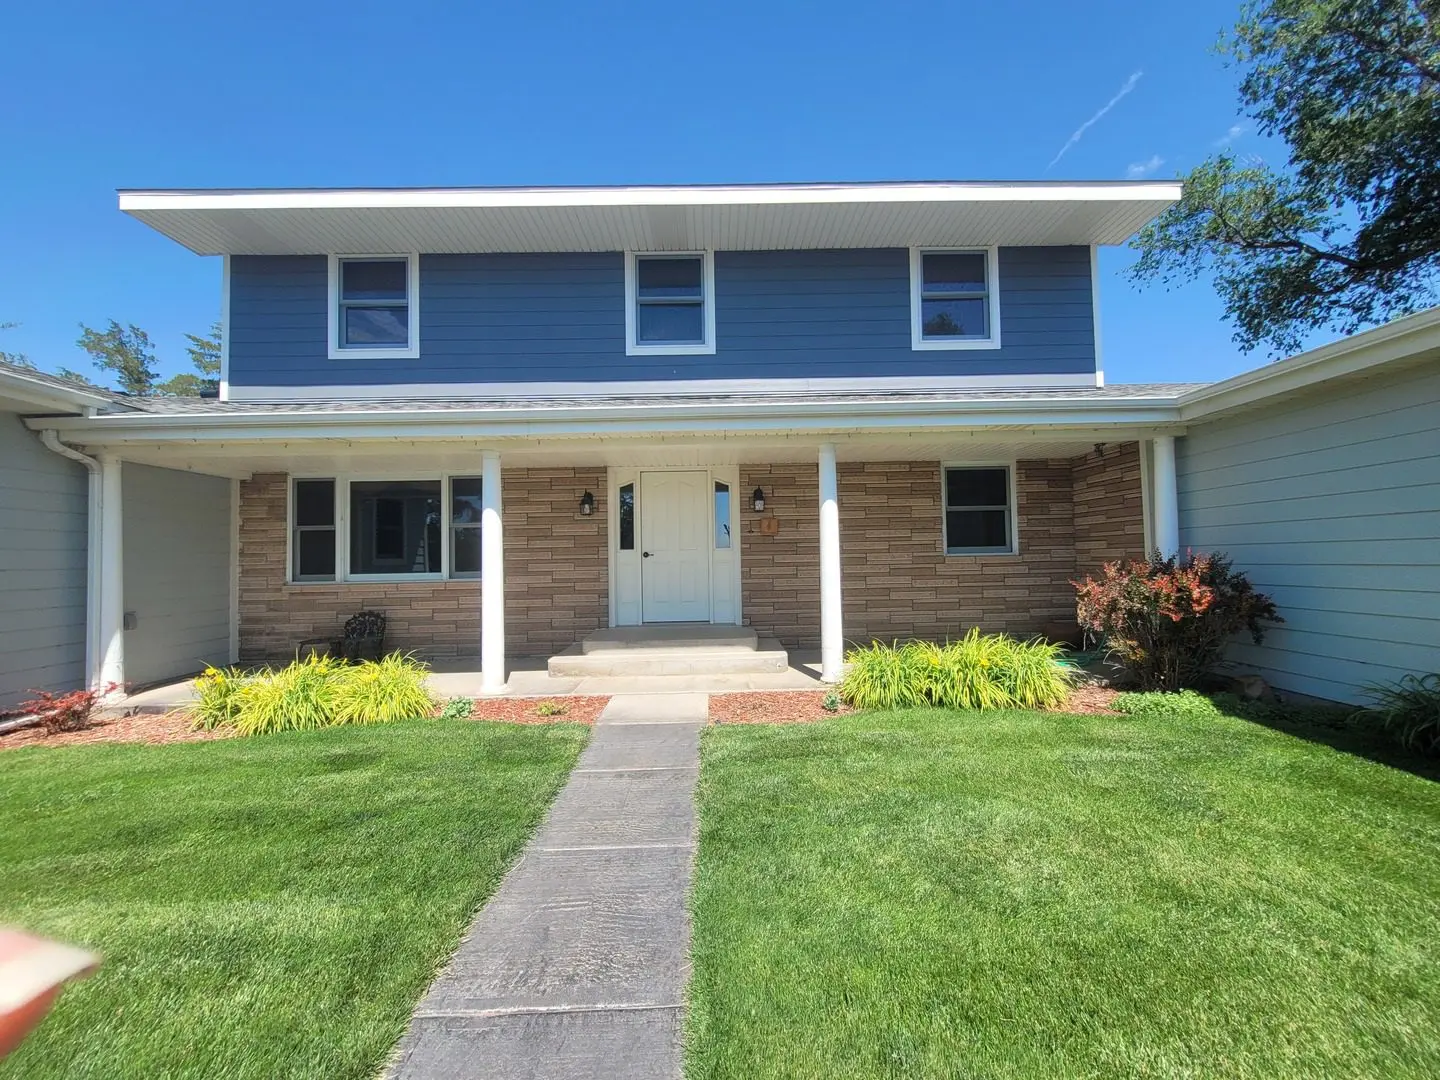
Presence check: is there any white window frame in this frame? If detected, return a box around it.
[910,246,1001,351]
[327,254,421,360]
[940,462,1018,556]
[624,250,717,356]
[286,473,481,584]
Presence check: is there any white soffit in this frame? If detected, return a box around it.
[118,182,1182,255]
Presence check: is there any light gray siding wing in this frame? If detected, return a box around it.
[122,465,232,687]
[1177,364,1440,703]
[0,412,88,708]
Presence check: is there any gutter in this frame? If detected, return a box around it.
[37,431,104,693]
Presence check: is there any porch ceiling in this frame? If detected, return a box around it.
[100,432,1143,478]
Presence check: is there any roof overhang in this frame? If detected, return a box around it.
[1179,305,1440,422]
[0,366,118,415]
[119,181,1182,255]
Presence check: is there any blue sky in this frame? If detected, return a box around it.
[1,0,1284,385]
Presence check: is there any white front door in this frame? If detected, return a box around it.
[640,470,711,622]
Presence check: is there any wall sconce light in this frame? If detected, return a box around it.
[579,491,595,516]
[751,487,766,512]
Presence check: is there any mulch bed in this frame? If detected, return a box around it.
[1057,685,1122,715]
[468,696,610,725]
[709,686,1122,723]
[710,691,849,724]
[0,710,232,751]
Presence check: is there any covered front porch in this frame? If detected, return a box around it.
[30,404,1184,700]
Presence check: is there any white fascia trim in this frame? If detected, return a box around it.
[624,251,717,356]
[219,255,231,401]
[1090,245,1104,388]
[326,254,421,361]
[119,181,1186,213]
[909,246,1002,351]
[1177,306,1440,421]
[224,372,1099,402]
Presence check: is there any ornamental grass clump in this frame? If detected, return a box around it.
[232,654,343,737]
[331,653,434,726]
[1356,673,1440,756]
[193,652,435,736]
[1074,551,1280,692]
[192,666,246,730]
[840,631,1072,711]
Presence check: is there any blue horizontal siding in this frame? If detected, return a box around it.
[227,247,1096,389]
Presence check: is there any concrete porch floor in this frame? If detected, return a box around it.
[117,651,826,712]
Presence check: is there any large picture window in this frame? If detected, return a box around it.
[943,466,1015,555]
[289,476,481,581]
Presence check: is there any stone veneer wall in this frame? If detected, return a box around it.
[237,467,606,662]
[238,449,1142,660]
[741,447,1144,649]
[1072,441,1146,574]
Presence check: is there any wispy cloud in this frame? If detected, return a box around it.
[1213,123,1246,148]
[1125,154,1164,179]
[1048,70,1144,169]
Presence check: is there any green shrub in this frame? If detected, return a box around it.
[1112,689,1225,722]
[821,691,841,713]
[535,701,567,717]
[1356,673,1440,755]
[1075,551,1281,691]
[437,697,474,721]
[840,631,1072,712]
[192,666,246,730]
[332,653,433,725]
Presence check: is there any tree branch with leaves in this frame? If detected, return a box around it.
[1130,0,1440,354]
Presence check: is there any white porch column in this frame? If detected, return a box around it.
[480,451,506,693]
[818,443,844,684]
[1152,435,1180,557]
[97,454,125,693]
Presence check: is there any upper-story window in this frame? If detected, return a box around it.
[327,254,420,360]
[625,251,716,356]
[910,247,1001,351]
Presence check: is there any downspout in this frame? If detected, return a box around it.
[37,430,104,692]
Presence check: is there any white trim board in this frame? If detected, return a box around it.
[223,371,1100,402]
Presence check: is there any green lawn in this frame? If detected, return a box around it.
[0,720,588,1079]
[688,708,1440,1079]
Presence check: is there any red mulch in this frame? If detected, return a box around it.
[467,696,610,725]
[709,690,849,724]
[708,687,1121,723]
[0,710,233,751]
[1055,685,1122,715]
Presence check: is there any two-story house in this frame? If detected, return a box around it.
[8,181,1202,698]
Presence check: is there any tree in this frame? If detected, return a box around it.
[155,320,221,396]
[1129,0,1440,354]
[0,321,34,368]
[75,321,159,394]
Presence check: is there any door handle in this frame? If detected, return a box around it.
[642,551,653,558]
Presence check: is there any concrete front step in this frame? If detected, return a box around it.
[549,639,789,677]
[580,625,759,654]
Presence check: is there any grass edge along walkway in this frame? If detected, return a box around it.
[0,719,588,1080]
[686,707,1440,1080]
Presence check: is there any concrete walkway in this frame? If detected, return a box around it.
[386,693,707,1080]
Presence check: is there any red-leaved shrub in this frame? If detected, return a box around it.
[19,685,114,735]
[1074,551,1281,691]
